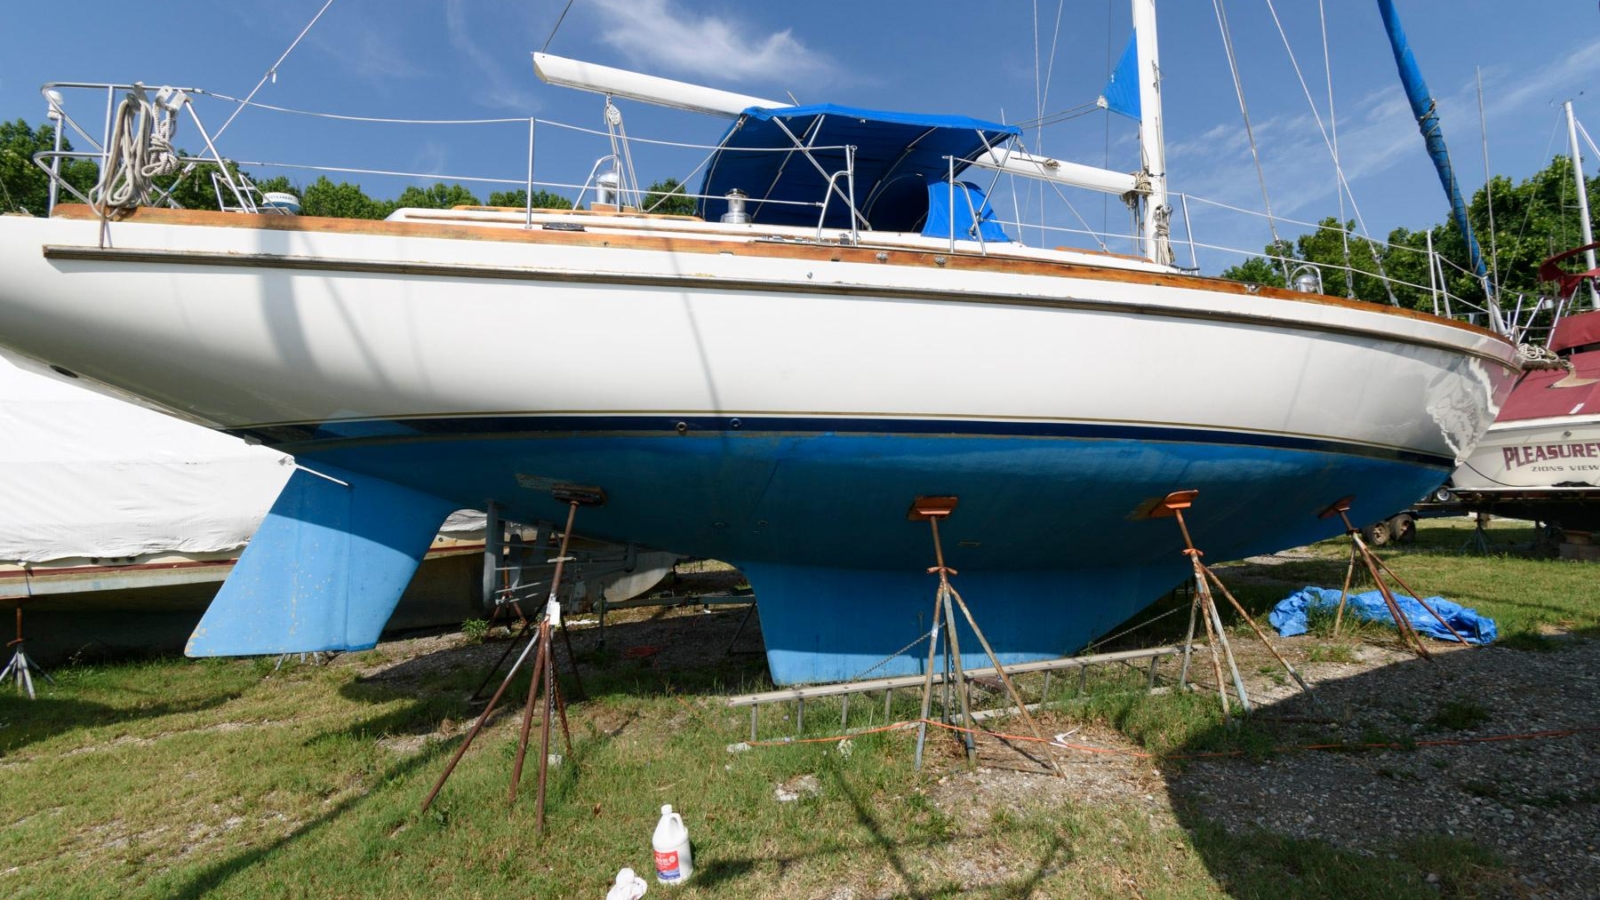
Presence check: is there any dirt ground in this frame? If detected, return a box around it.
[345,565,1599,899]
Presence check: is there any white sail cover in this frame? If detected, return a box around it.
[0,353,292,563]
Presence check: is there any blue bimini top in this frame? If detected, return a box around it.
[697,104,1020,232]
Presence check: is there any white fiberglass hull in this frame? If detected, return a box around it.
[0,211,1509,460]
[0,208,1520,682]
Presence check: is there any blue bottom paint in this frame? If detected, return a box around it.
[743,562,1189,684]
[228,425,1446,682]
[186,462,456,657]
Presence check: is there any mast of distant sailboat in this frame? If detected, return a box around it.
[1564,99,1599,310]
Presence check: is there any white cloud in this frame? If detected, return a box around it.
[343,30,424,84]
[586,0,833,89]
[295,4,420,91]
[445,0,539,111]
[410,140,451,178]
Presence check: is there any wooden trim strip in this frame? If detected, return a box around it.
[42,242,1520,370]
[49,203,1510,344]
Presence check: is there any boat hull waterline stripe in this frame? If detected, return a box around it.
[229,414,1460,470]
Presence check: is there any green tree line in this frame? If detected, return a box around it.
[1220,155,1600,311]
[1,118,696,220]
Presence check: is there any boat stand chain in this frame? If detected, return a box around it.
[909,497,1061,777]
[1154,491,1321,718]
[1,604,52,700]
[423,484,604,834]
[1321,496,1470,659]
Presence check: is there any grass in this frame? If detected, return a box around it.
[2,517,1591,898]
[1106,515,1600,652]
[1428,699,1492,731]
[1306,643,1357,664]
[0,638,1501,900]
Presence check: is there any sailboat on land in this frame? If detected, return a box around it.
[1374,1,1600,538]
[0,1,1518,684]
[1447,102,1600,535]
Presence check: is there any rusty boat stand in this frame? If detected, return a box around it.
[1152,490,1323,719]
[1,602,52,700]
[1320,496,1471,659]
[909,497,1062,777]
[422,484,604,834]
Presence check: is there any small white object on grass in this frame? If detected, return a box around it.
[606,867,648,900]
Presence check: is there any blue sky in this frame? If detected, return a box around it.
[4,1,1599,272]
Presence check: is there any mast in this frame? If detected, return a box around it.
[1564,100,1599,308]
[1131,0,1171,265]
[1375,0,1495,318]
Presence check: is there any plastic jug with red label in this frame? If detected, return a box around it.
[651,804,693,885]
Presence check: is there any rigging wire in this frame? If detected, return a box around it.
[1477,68,1502,299]
[1261,0,1397,304]
[1579,118,1600,161]
[1319,0,1354,299]
[1010,102,1104,130]
[1210,0,1289,281]
[1038,0,1068,132]
[982,132,1110,253]
[542,0,579,54]
[1103,0,1114,241]
[213,0,338,143]
[1032,0,1044,245]
[1511,114,1564,254]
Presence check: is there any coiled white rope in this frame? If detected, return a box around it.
[92,89,183,215]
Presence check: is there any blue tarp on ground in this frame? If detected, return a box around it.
[1268,586,1497,645]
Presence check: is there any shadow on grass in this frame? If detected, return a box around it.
[675,766,1069,899]
[158,712,457,900]
[0,689,248,756]
[340,606,773,711]
[1165,623,1600,900]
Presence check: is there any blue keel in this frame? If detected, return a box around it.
[743,562,1189,684]
[185,463,455,656]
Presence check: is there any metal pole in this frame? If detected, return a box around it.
[509,627,549,803]
[846,144,858,244]
[422,618,543,811]
[1193,558,1232,717]
[940,584,978,767]
[526,118,536,230]
[1204,566,1318,699]
[482,501,502,612]
[947,584,1063,776]
[1333,542,1359,637]
[1339,510,1430,659]
[1178,588,1199,689]
[927,516,976,766]
[1565,101,1599,308]
[47,102,64,213]
[1202,576,1251,714]
[948,156,956,252]
[534,618,556,833]
[1368,553,1472,645]
[1179,193,1198,271]
[913,580,946,770]
[1425,229,1441,318]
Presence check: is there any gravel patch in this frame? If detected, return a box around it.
[1172,634,1600,899]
